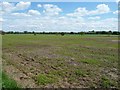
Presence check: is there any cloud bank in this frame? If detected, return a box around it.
[0,2,118,32]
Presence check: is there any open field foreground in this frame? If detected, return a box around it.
[2,34,119,88]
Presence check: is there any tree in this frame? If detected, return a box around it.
[80,32,85,35]
[0,30,5,35]
[43,31,45,34]
[24,31,28,34]
[113,31,119,35]
[32,31,36,35]
[92,30,95,33]
[61,32,65,36]
[108,31,112,35]
[70,32,74,34]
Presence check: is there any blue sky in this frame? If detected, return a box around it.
[0,2,118,32]
[14,2,117,18]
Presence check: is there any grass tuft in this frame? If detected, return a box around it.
[36,74,57,85]
[100,76,115,88]
[75,69,87,77]
[80,59,100,65]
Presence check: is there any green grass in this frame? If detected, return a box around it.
[2,34,118,48]
[2,72,19,89]
[36,74,57,85]
[100,76,116,88]
[75,69,87,77]
[80,59,100,65]
[2,34,118,88]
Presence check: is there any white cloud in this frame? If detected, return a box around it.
[15,2,31,10]
[67,4,110,17]
[2,2,14,12]
[0,10,5,15]
[43,4,62,16]
[12,13,31,17]
[88,16,100,20]
[0,18,4,22]
[89,4,110,15]
[113,10,119,14]
[11,9,40,17]
[67,7,88,17]
[1,2,31,13]
[2,3,117,32]
[96,18,117,30]
[116,0,120,3]
[75,8,88,16]
[28,10,41,16]
[37,4,42,8]
[101,18,118,22]
[97,4,110,13]
[3,15,117,32]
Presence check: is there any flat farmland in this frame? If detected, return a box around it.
[2,34,119,88]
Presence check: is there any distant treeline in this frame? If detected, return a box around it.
[0,30,120,35]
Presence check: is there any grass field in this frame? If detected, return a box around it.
[2,34,118,88]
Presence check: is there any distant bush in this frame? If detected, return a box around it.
[2,30,120,35]
[0,30,5,35]
[61,32,65,36]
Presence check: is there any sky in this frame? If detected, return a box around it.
[0,2,119,32]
